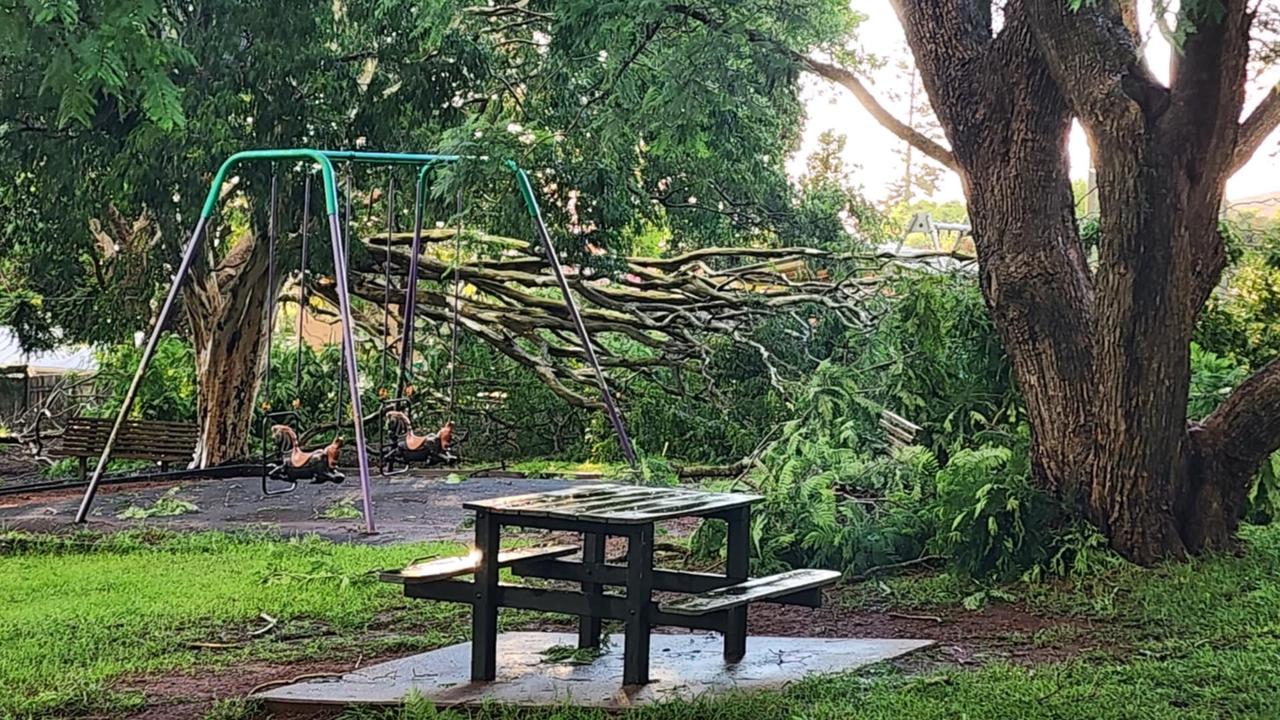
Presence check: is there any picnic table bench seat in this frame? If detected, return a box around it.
[379,545,578,584]
[385,483,843,686]
[660,568,841,615]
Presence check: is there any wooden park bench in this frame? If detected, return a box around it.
[52,416,198,481]
[380,484,842,686]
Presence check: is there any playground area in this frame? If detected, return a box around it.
[6,0,1280,717]
[0,448,1112,720]
[0,462,572,543]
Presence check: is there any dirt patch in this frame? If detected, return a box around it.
[746,588,1101,667]
[526,586,1100,669]
[118,655,394,720]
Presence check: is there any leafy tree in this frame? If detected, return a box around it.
[1,0,864,462]
[783,0,1280,562]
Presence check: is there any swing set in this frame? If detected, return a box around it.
[73,149,637,533]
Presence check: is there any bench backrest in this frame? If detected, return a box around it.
[58,416,198,462]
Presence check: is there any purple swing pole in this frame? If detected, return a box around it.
[509,164,638,468]
[74,215,210,523]
[326,209,377,533]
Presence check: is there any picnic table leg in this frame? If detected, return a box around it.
[724,505,751,663]
[578,531,606,649]
[471,510,500,682]
[623,523,654,685]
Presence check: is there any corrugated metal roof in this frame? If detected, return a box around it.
[0,328,98,375]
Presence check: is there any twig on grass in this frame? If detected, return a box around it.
[249,613,278,637]
[848,555,944,582]
[186,613,278,648]
[888,611,944,623]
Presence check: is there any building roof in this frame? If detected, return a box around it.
[0,328,98,376]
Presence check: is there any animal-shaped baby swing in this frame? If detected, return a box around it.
[377,185,468,475]
[382,411,457,468]
[269,425,346,484]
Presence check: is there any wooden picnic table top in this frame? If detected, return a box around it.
[463,483,762,525]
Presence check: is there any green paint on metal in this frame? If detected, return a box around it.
[199,149,468,219]
[507,161,540,220]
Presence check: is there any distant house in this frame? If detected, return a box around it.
[0,328,98,423]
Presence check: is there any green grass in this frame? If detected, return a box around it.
[342,526,1280,720]
[0,530,470,719]
[7,526,1280,720]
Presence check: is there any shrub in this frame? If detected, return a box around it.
[93,335,197,421]
[927,438,1060,578]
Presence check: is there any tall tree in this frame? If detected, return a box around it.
[787,0,1280,562]
[0,0,861,463]
[883,57,944,208]
[0,0,488,463]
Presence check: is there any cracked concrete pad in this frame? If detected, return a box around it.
[259,631,932,711]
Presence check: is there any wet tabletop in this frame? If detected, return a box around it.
[463,483,762,524]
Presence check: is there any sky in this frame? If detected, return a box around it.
[791,1,1280,206]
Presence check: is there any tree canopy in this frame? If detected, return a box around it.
[0,0,866,350]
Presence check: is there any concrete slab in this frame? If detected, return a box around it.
[259,632,932,711]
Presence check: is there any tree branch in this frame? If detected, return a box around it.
[805,58,959,173]
[667,3,958,172]
[1024,0,1165,145]
[1167,0,1253,184]
[1232,83,1280,175]
[1200,357,1280,483]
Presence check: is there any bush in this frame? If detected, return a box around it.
[928,439,1060,578]
[1195,214,1280,370]
[93,335,197,421]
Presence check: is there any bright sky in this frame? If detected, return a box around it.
[792,1,1280,205]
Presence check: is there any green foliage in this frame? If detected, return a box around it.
[93,335,197,421]
[842,274,1020,458]
[1195,214,1280,369]
[1187,342,1250,420]
[1188,342,1280,524]
[116,487,200,520]
[1248,453,1280,526]
[317,496,363,521]
[2,0,865,354]
[928,437,1061,578]
[4,0,194,130]
[539,639,610,665]
[687,276,1094,581]
[606,453,679,488]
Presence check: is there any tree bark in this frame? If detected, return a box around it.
[184,227,281,467]
[885,0,1278,563]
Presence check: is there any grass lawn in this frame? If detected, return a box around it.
[0,531,470,718]
[3,526,1280,719]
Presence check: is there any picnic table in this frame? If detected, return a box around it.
[380,484,840,686]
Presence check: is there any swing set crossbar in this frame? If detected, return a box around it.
[73,148,637,533]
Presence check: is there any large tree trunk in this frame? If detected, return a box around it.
[183,226,281,467]
[887,0,1280,564]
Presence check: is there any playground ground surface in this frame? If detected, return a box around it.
[2,451,1278,719]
